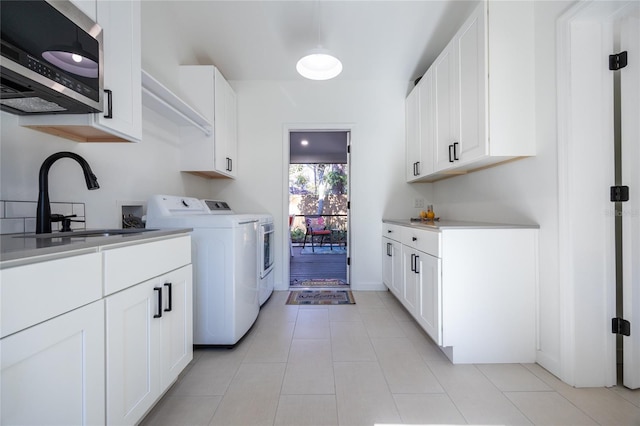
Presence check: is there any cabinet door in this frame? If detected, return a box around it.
[418,68,434,177]
[456,4,486,164]
[405,86,421,181]
[95,0,142,142]
[160,265,193,389]
[1,301,105,426]
[382,238,403,297]
[402,247,419,315]
[106,280,161,426]
[433,40,459,172]
[214,68,237,177]
[417,253,442,345]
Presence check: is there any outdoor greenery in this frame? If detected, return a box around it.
[289,164,348,196]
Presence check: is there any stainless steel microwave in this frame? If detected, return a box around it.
[0,0,103,115]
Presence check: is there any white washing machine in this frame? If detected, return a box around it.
[146,195,260,345]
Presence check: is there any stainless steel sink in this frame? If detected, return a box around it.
[17,229,158,239]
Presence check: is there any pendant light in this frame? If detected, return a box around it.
[297,1,342,80]
[42,28,98,78]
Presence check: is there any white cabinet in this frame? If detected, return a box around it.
[382,223,403,297]
[406,68,434,181]
[407,1,535,182]
[105,265,192,426]
[416,253,442,345]
[20,0,142,143]
[104,235,192,426]
[401,246,421,315]
[179,65,238,178]
[0,233,192,426]
[0,251,104,426]
[1,300,105,426]
[382,221,537,364]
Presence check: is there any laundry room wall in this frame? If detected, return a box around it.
[0,107,212,229]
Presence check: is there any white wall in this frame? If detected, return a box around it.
[431,1,574,380]
[206,80,434,291]
[0,108,212,229]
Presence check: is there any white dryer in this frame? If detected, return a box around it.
[146,195,259,345]
[256,213,274,306]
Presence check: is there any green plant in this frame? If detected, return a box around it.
[290,228,306,242]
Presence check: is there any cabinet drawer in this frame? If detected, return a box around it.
[382,223,403,242]
[402,227,440,257]
[103,235,191,295]
[1,252,102,338]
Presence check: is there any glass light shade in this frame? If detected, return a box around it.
[296,50,342,80]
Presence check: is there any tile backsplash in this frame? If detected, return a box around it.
[0,200,86,234]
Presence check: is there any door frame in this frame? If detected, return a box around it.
[557,0,637,387]
[282,123,354,288]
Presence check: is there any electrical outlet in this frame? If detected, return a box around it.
[414,198,425,209]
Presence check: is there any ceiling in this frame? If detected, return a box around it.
[290,131,348,164]
[142,0,480,83]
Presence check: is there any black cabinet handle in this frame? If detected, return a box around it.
[410,253,416,272]
[386,242,392,256]
[415,161,420,176]
[448,144,454,162]
[153,287,162,318]
[387,229,392,233]
[414,255,420,274]
[164,282,173,312]
[412,237,417,241]
[226,158,233,172]
[453,142,459,161]
[104,89,113,119]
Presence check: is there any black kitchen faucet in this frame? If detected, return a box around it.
[36,151,100,234]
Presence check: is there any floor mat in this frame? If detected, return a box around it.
[286,290,355,305]
[300,246,347,255]
[290,279,348,288]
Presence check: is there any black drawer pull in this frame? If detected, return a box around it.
[153,287,162,318]
[164,282,173,312]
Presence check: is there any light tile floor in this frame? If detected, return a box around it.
[141,291,640,426]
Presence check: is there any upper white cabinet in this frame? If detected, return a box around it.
[407,0,535,182]
[19,0,142,143]
[406,68,434,181]
[179,65,238,178]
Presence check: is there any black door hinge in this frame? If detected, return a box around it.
[347,145,350,154]
[609,51,628,70]
[347,201,350,209]
[347,257,350,266]
[612,317,631,336]
[611,186,630,202]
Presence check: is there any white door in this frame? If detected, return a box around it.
[106,280,161,425]
[456,4,486,164]
[433,41,459,172]
[160,266,193,389]
[621,6,640,389]
[402,247,419,315]
[1,301,105,426]
[417,253,442,345]
[405,87,421,181]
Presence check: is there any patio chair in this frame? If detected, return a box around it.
[302,216,332,252]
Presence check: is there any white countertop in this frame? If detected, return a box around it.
[383,218,539,230]
[0,228,192,265]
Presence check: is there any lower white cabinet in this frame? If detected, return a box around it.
[382,221,538,364]
[1,300,105,425]
[381,237,403,298]
[106,265,193,426]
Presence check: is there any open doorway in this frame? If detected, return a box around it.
[288,130,350,288]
